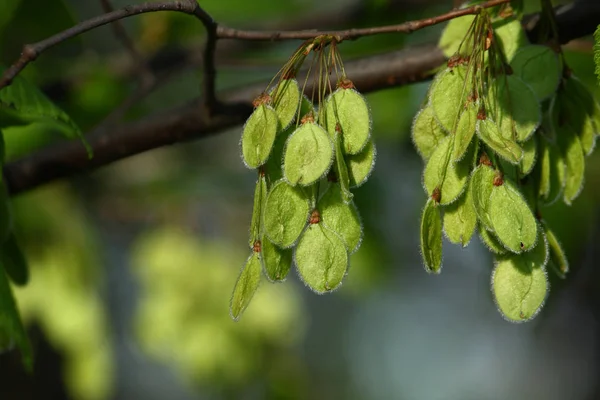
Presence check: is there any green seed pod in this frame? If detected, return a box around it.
[488,177,538,253]
[333,132,353,203]
[430,66,472,134]
[271,79,301,130]
[262,237,292,282]
[487,75,541,143]
[563,76,600,138]
[324,87,371,155]
[294,221,348,293]
[438,15,476,58]
[443,182,477,247]
[241,104,279,169]
[538,137,566,204]
[476,118,523,164]
[510,45,561,101]
[248,173,268,249]
[346,140,376,188]
[420,197,443,274]
[264,180,310,248]
[494,16,528,61]
[491,233,549,323]
[411,106,446,160]
[478,224,507,255]
[423,136,470,205]
[230,251,262,321]
[0,235,28,286]
[541,221,569,278]
[319,183,363,253]
[283,122,333,186]
[470,164,496,231]
[452,101,477,162]
[537,138,552,199]
[553,88,597,156]
[519,135,537,176]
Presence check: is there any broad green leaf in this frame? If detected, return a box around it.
[488,178,538,253]
[294,223,348,293]
[411,106,446,160]
[510,45,560,101]
[520,135,537,175]
[333,132,353,203]
[491,234,548,323]
[0,267,32,370]
[271,78,301,130]
[479,224,507,255]
[248,174,268,249]
[423,136,470,205]
[324,88,371,155]
[264,180,309,248]
[230,251,262,320]
[283,122,333,186]
[319,184,363,253]
[420,197,442,274]
[346,139,376,188]
[487,75,541,143]
[542,221,569,278]
[438,15,476,58]
[476,118,523,164]
[493,16,528,61]
[430,66,472,134]
[452,101,477,162]
[470,164,496,230]
[261,237,292,282]
[241,104,279,168]
[0,234,28,287]
[443,183,476,247]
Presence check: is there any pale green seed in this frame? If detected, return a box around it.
[347,140,376,188]
[537,138,552,199]
[411,106,446,160]
[520,135,537,175]
[325,88,371,155]
[491,234,549,323]
[494,16,528,61]
[420,197,443,274]
[294,223,348,294]
[230,251,262,321]
[510,45,560,101]
[488,178,538,253]
[423,136,470,205]
[319,183,363,253]
[248,174,268,249]
[470,164,496,231]
[271,79,301,130]
[283,122,333,186]
[264,180,310,248]
[452,101,477,162]
[541,221,569,278]
[443,183,477,247]
[476,118,523,164]
[479,224,507,255]
[261,237,292,282]
[241,104,279,168]
[430,66,472,134]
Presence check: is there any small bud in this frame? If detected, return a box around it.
[253,240,262,253]
[301,112,315,124]
[493,172,504,187]
[338,78,355,90]
[479,152,492,166]
[309,209,321,224]
[477,107,486,120]
[252,93,271,108]
[431,187,441,204]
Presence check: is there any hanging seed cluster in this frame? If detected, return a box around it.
[231,36,376,320]
[413,9,600,323]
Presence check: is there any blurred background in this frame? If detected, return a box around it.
[1,0,599,399]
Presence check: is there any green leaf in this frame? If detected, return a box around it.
[248,174,268,249]
[487,75,541,143]
[519,135,537,175]
[476,118,523,164]
[430,66,472,134]
[443,182,477,247]
[423,136,470,205]
[452,101,477,162]
[0,234,28,286]
[470,164,496,230]
[346,139,376,188]
[283,122,333,186]
[491,233,549,323]
[324,88,371,155]
[294,222,348,293]
[594,25,600,85]
[438,15,476,58]
[319,183,363,253]
[411,106,446,160]
[241,104,279,169]
[261,237,292,282]
[510,45,560,101]
[270,78,301,130]
[541,221,569,278]
[264,180,310,248]
[493,16,528,62]
[479,224,507,255]
[420,197,443,274]
[230,251,262,321]
[488,177,538,253]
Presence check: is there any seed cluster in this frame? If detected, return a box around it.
[414,9,599,322]
[230,36,376,320]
